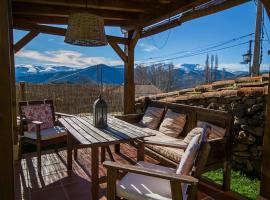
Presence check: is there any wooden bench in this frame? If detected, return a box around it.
[115,99,233,191]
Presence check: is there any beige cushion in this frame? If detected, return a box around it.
[176,134,202,175]
[139,107,164,130]
[24,126,67,140]
[117,161,187,200]
[159,109,186,138]
[197,121,226,139]
[146,144,185,163]
[141,128,186,163]
[142,128,186,145]
[183,127,204,144]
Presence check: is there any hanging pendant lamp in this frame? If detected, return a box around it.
[65,1,107,46]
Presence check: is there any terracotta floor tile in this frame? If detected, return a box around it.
[15,144,245,200]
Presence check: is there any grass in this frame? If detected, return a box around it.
[203,169,260,200]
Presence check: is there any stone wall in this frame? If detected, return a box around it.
[136,74,269,175]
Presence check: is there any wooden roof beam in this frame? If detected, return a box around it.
[13,22,129,44]
[141,0,249,38]
[12,0,147,13]
[262,0,270,18]
[13,15,129,26]
[124,0,210,31]
[12,3,139,20]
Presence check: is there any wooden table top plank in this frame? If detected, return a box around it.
[64,118,100,144]
[85,116,140,140]
[110,117,154,137]
[59,118,90,144]
[80,116,122,142]
[60,116,155,146]
[107,118,144,138]
[71,117,108,143]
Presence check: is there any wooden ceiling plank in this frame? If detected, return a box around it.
[14,31,39,53]
[12,3,139,20]
[12,0,147,13]
[141,0,249,38]
[13,22,129,44]
[13,15,129,26]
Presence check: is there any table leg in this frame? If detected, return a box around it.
[101,147,105,163]
[137,141,145,162]
[67,132,73,172]
[114,144,120,154]
[91,146,99,200]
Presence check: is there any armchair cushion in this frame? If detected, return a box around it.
[117,161,181,200]
[159,109,186,138]
[176,134,202,175]
[139,107,164,130]
[21,104,54,132]
[24,126,67,140]
[176,126,210,175]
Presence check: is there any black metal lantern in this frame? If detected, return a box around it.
[93,94,107,128]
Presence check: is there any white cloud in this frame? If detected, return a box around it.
[16,50,122,67]
[138,42,158,52]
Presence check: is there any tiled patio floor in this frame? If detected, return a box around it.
[15,144,246,200]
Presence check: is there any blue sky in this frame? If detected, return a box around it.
[14,1,270,72]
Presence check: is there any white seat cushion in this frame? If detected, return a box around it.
[117,161,187,200]
[24,126,67,140]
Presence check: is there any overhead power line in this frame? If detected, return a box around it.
[137,33,254,62]
[137,41,250,65]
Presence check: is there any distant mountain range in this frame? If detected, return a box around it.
[15,64,249,89]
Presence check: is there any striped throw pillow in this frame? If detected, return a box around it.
[139,106,164,130]
[159,109,186,138]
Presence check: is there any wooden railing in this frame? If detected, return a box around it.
[17,82,124,114]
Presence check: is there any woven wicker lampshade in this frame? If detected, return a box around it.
[65,13,108,46]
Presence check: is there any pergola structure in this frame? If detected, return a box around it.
[0,0,270,199]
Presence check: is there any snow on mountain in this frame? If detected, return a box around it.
[16,64,77,77]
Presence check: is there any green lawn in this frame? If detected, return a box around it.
[203,169,260,200]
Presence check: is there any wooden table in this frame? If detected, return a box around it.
[59,115,155,200]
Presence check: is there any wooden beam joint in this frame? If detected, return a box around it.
[108,41,127,63]
[14,31,39,53]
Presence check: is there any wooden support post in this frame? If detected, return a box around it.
[19,81,26,101]
[137,141,145,162]
[259,80,270,199]
[109,30,140,114]
[123,30,140,114]
[0,0,15,199]
[14,31,39,53]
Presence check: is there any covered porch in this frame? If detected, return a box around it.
[1,0,270,200]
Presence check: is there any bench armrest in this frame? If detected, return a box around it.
[103,161,198,184]
[114,114,143,124]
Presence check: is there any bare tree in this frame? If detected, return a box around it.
[205,54,210,83]
[214,54,219,81]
